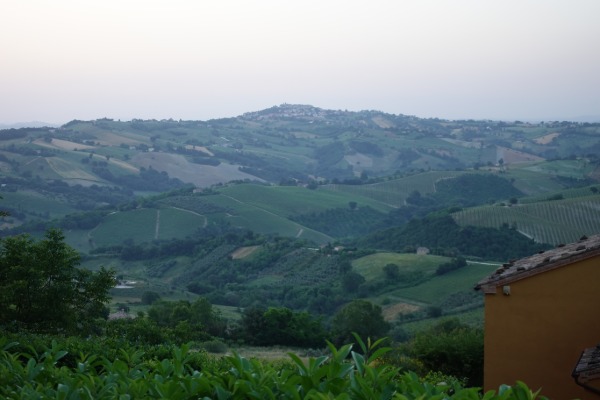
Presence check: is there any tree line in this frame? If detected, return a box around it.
[359,213,550,261]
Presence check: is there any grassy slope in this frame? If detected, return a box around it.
[200,195,333,244]
[1,190,77,218]
[388,262,498,304]
[351,252,499,330]
[323,171,464,207]
[352,252,449,280]
[218,184,395,214]
[90,207,207,248]
[92,209,158,246]
[505,160,594,196]
[195,183,400,243]
[154,208,206,240]
[353,253,498,304]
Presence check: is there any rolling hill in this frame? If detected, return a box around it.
[1,105,600,326]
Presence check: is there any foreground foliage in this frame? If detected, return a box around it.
[0,335,548,400]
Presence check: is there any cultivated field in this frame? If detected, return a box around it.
[131,152,259,187]
[452,196,600,245]
[217,184,394,215]
[90,207,207,248]
[212,201,331,243]
[46,157,101,181]
[231,245,261,259]
[0,190,77,219]
[389,262,498,304]
[33,138,95,151]
[323,171,464,207]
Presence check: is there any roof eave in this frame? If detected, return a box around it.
[476,247,600,292]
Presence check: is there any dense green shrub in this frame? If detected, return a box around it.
[238,306,326,347]
[408,319,484,386]
[200,339,228,354]
[436,256,467,275]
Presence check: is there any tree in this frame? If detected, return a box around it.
[239,306,268,344]
[0,195,8,217]
[341,271,365,292]
[141,291,161,305]
[146,297,225,338]
[0,229,115,334]
[406,190,422,205]
[331,299,389,345]
[263,307,297,346]
[239,306,326,347]
[383,263,400,281]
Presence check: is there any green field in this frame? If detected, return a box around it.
[352,252,450,281]
[218,184,395,214]
[1,190,77,217]
[21,157,63,180]
[520,159,595,179]
[62,229,95,253]
[520,185,600,203]
[194,187,339,243]
[506,160,595,196]
[504,167,565,196]
[91,209,158,246]
[353,253,498,305]
[46,157,102,181]
[452,196,600,245]
[323,171,464,207]
[388,262,498,304]
[91,207,207,247]
[154,207,206,240]
[351,252,498,331]
[159,183,400,243]
[401,308,487,334]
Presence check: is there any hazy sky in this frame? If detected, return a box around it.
[2,0,599,124]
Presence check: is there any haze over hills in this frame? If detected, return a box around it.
[3,103,599,186]
[0,121,60,129]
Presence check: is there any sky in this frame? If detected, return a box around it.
[1,0,600,125]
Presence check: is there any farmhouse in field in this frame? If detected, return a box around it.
[475,234,600,399]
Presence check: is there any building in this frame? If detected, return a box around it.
[475,234,600,399]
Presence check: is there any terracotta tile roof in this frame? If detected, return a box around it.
[475,234,600,293]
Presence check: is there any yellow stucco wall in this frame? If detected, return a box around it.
[484,255,600,399]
